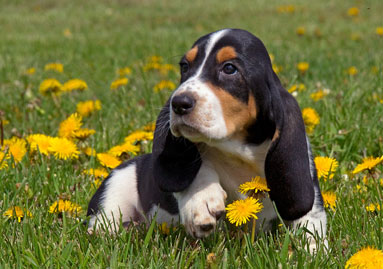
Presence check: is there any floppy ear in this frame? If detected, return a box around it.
[152,100,202,193]
[264,73,315,221]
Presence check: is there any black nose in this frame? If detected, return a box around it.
[171,94,195,115]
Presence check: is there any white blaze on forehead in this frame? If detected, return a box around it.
[193,29,229,79]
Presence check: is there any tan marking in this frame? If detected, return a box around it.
[216,46,237,64]
[272,129,280,142]
[185,46,198,62]
[208,83,257,137]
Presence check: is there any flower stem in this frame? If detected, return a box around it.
[251,218,256,244]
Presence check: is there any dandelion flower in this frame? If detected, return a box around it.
[2,137,27,163]
[277,5,295,13]
[1,119,10,126]
[226,197,263,226]
[25,67,36,75]
[143,122,156,132]
[26,134,54,155]
[118,67,132,77]
[376,27,383,36]
[110,78,129,90]
[62,79,88,92]
[124,131,154,143]
[302,108,320,134]
[347,7,359,17]
[108,142,140,157]
[272,64,283,74]
[83,168,109,179]
[314,156,338,180]
[58,113,83,139]
[239,176,270,195]
[296,27,306,36]
[44,62,64,73]
[82,147,96,157]
[143,62,162,72]
[321,191,336,210]
[366,203,381,212]
[3,206,33,222]
[352,156,383,174]
[310,89,330,101]
[345,246,383,268]
[49,137,80,160]
[347,66,358,76]
[288,84,306,93]
[73,128,96,140]
[153,80,176,93]
[76,100,101,117]
[97,153,121,169]
[49,200,82,215]
[0,151,10,170]
[149,56,163,63]
[39,78,62,96]
[63,28,72,38]
[297,62,309,74]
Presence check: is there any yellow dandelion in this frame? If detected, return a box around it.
[82,147,97,157]
[347,7,359,17]
[314,156,338,180]
[153,80,176,93]
[97,153,121,169]
[288,84,306,93]
[345,246,383,268]
[2,137,27,163]
[25,67,36,75]
[26,134,54,155]
[239,176,270,195]
[108,142,140,157]
[352,156,383,174]
[297,62,309,74]
[376,27,383,36]
[49,200,82,215]
[366,203,381,212]
[124,130,154,143]
[143,122,156,132]
[143,62,162,72]
[83,168,109,179]
[149,56,163,63]
[310,89,330,101]
[118,67,132,77]
[63,28,72,38]
[110,78,129,90]
[0,151,10,170]
[44,62,64,73]
[296,27,306,36]
[321,191,336,210]
[277,5,295,13]
[269,54,275,63]
[302,107,320,134]
[160,64,178,75]
[226,197,263,226]
[73,128,96,140]
[48,137,80,160]
[62,79,88,92]
[39,78,62,96]
[76,100,101,117]
[3,206,33,222]
[58,113,83,139]
[347,66,358,76]
[1,119,10,126]
[159,222,171,235]
[272,64,283,74]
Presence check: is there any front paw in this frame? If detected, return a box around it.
[177,186,227,238]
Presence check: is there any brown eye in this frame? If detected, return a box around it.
[223,63,237,75]
[180,63,189,74]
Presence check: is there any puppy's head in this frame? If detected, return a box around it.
[170,29,275,143]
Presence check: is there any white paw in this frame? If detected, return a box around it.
[176,183,227,238]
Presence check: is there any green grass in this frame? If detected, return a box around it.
[1,0,383,267]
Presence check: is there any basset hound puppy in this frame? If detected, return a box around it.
[87,29,327,252]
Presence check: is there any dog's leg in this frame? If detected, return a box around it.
[174,160,227,238]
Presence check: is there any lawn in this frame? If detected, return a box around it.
[1,0,383,267]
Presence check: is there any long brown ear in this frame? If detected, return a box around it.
[152,100,201,193]
[264,77,315,221]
